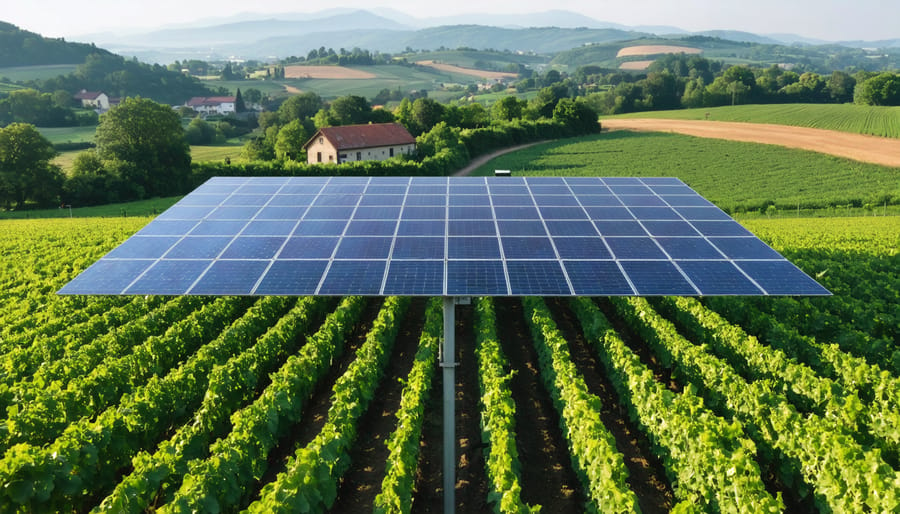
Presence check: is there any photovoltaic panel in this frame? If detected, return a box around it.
[58,176,830,297]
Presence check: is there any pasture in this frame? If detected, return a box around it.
[38,126,96,145]
[0,64,79,82]
[609,104,900,139]
[470,131,900,212]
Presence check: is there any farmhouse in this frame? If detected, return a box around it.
[185,96,236,115]
[303,123,416,164]
[74,90,110,111]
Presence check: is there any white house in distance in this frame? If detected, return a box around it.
[185,96,236,115]
[74,90,110,111]
[302,123,416,164]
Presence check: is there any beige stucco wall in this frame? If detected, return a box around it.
[305,140,415,164]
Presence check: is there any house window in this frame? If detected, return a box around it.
[317,152,322,163]
[329,155,333,161]
[319,137,324,144]
[357,152,361,160]
[389,148,394,157]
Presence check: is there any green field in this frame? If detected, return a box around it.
[609,104,900,139]
[471,131,900,212]
[0,196,181,219]
[0,64,79,82]
[38,125,96,144]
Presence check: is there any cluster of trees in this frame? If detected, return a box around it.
[0,88,96,127]
[0,22,108,67]
[568,54,900,114]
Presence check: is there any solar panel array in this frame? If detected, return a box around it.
[58,176,830,297]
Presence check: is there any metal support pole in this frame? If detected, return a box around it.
[441,296,456,514]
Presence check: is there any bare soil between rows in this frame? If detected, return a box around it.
[603,118,900,168]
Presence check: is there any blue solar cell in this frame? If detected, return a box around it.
[207,206,262,220]
[489,185,529,195]
[449,195,491,206]
[155,205,216,220]
[408,185,447,195]
[449,220,497,236]
[136,220,198,236]
[492,195,534,206]
[533,195,580,206]
[660,195,712,207]
[335,237,393,259]
[359,194,404,206]
[254,260,328,295]
[411,177,448,184]
[256,206,307,220]
[366,185,408,195]
[641,177,683,185]
[58,259,155,295]
[322,184,365,194]
[222,194,270,206]
[124,260,210,295]
[690,221,752,237]
[190,260,269,295]
[242,220,297,236]
[449,207,493,219]
[650,185,696,195]
[220,236,286,259]
[736,261,830,295]
[603,177,642,185]
[279,237,339,258]
[404,195,446,206]
[620,261,697,295]
[609,185,652,195]
[628,207,682,220]
[267,195,316,206]
[502,237,556,259]
[656,238,724,260]
[507,261,571,295]
[402,206,446,219]
[709,237,783,259]
[384,261,444,295]
[678,261,763,295]
[618,195,667,207]
[539,206,588,220]
[577,195,622,207]
[526,177,564,184]
[293,220,347,236]
[166,236,232,259]
[398,220,445,236]
[529,185,570,195]
[497,220,546,236]
[354,206,402,220]
[554,237,612,260]
[107,236,180,259]
[450,185,488,195]
[495,206,540,220]
[177,193,229,206]
[449,237,501,259]
[314,194,360,206]
[585,206,633,220]
[563,261,633,295]
[345,220,397,236]
[545,220,597,236]
[392,237,445,259]
[278,185,323,195]
[564,177,603,185]
[319,260,386,295]
[305,206,356,219]
[675,207,732,221]
[447,261,507,295]
[189,220,248,236]
[194,183,241,195]
[236,184,283,195]
[605,237,667,259]
[594,220,647,236]
[641,220,700,237]
[572,185,613,195]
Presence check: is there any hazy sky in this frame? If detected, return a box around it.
[5,0,898,42]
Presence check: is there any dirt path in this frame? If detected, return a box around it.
[602,118,900,168]
[453,142,548,177]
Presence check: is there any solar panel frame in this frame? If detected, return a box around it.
[58,176,831,297]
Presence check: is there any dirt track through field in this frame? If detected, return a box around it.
[603,118,900,168]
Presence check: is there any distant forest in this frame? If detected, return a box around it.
[0,22,110,67]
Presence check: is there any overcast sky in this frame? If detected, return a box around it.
[5,0,898,42]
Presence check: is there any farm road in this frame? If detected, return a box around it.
[453,142,547,176]
[603,118,900,168]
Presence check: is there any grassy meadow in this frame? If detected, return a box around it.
[609,104,900,139]
[38,126,96,145]
[0,64,79,82]
[471,131,900,213]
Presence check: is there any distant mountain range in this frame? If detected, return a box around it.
[72,9,900,63]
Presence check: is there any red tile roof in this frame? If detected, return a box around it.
[186,96,236,107]
[74,90,105,100]
[305,123,416,151]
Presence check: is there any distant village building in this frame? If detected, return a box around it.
[185,96,236,115]
[74,90,110,111]
[303,123,416,164]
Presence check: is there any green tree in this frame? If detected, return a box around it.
[278,92,324,124]
[94,97,190,198]
[0,123,63,208]
[274,119,308,161]
[854,73,900,106]
[235,88,246,113]
[552,98,599,133]
[531,84,569,119]
[491,96,525,121]
[410,98,445,135]
[242,88,263,105]
[184,117,218,145]
[328,95,372,126]
[826,71,856,103]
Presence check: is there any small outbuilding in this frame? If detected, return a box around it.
[303,123,416,164]
[74,90,110,111]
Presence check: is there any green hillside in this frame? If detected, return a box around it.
[0,21,112,67]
